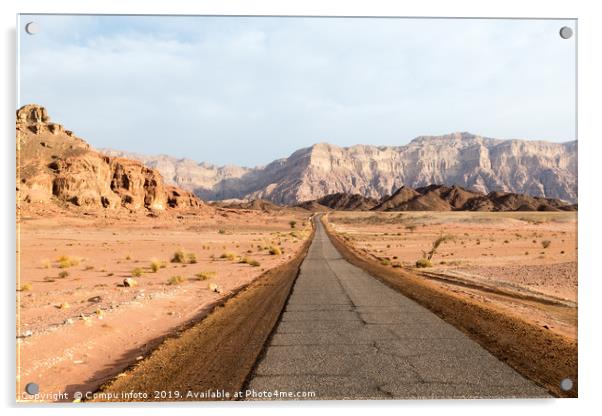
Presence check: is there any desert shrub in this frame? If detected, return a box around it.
[220,252,237,261]
[421,234,455,261]
[150,259,161,273]
[58,271,69,279]
[125,254,132,260]
[541,240,551,249]
[20,283,32,291]
[187,253,197,264]
[167,275,186,285]
[44,277,56,282]
[268,246,281,256]
[195,271,216,280]
[289,220,297,229]
[84,265,94,271]
[380,259,391,266]
[132,267,144,277]
[240,257,261,267]
[415,258,433,268]
[57,255,79,268]
[41,259,51,269]
[405,225,417,233]
[171,249,186,263]
[218,229,226,234]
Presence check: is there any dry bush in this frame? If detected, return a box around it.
[415,258,433,268]
[240,257,261,267]
[57,255,79,268]
[220,252,237,261]
[422,234,455,261]
[195,271,216,280]
[167,275,186,285]
[150,259,161,273]
[171,249,186,263]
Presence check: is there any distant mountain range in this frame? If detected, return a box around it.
[101,132,577,205]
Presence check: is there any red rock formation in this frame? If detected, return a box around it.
[17,104,204,211]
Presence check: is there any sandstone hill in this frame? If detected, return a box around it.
[372,184,576,212]
[17,104,203,212]
[103,132,577,205]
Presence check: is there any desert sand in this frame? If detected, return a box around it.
[17,205,311,401]
[326,211,577,340]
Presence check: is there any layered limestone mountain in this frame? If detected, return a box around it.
[104,132,576,205]
[17,104,203,211]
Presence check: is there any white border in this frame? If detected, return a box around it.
[2,1,601,415]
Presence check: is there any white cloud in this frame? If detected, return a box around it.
[18,15,576,166]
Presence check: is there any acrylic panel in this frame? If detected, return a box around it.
[16,14,577,403]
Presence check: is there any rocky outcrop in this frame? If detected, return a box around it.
[17,104,203,211]
[103,132,577,205]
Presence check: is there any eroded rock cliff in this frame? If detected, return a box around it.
[104,132,577,205]
[17,104,203,211]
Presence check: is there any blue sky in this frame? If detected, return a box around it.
[18,15,576,167]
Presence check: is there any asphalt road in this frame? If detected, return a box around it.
[246,219,549,400]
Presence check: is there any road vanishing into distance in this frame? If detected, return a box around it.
[246,219,549,399]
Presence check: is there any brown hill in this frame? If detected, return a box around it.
[315,192,379,211]
[373,186,421,211]
[296,200,330,212]
[17,104,203,212]
[373,184,576,212]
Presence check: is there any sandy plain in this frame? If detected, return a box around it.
[326,211,577,340]
[17,205,312,401]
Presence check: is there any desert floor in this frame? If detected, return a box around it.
[326,211,577,340]
[17,206,312,401]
